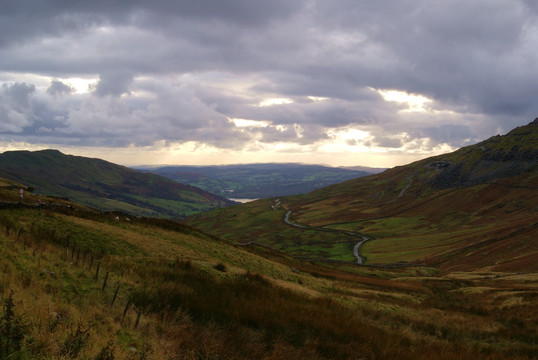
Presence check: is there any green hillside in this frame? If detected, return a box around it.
[0,183,536,359]
[186,119,538,271]
[0,150,233,218]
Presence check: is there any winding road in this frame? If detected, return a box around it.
[353,237,369,265]
[277,175,410,265]
[283,210,369,264]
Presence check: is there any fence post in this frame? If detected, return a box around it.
[134,308,142,329]
[102,271,109,291]
[65,236,70,260]
[94,261,100,281]
[19,229,25,248]
[122,299,132,322]
[111,284,120,307]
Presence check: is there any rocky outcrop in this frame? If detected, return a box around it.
[429,118,538,190]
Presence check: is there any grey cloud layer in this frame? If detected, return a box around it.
[1,0,537,151]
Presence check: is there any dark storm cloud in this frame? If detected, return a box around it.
[422,124,473,147]
[320,1,538,114]
[0,0,300,45]
[0,82,74,136]
[2,82,35,110]
[374,137,403,149]
[0,83,34,132]
[1,0,537,152]
[94,71,134,97]
[47,80,74,95]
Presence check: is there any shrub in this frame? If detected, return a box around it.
[214,263,227,272]
[59,323,91,358]
[0,291,27,358]
[94,340,115,360]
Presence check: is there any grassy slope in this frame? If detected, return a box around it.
[0,183,536,359]
[186,120,538,271]
[0,150,233,218]
[191,199,356,262]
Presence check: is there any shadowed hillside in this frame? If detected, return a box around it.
[0,149,233,218]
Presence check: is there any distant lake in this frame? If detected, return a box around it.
[229,198,258,203]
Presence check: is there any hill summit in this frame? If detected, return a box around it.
[0,149,233,218]
[424,118,538,189]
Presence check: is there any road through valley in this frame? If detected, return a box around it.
[284,211,369,264]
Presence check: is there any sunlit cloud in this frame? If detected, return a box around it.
[258,98,293,107]
[229,118,271,128]
[327,127,370,142]
[293,124,304,138]
[58,77,98,94]
[375,89,433,112]
[307,96,330,102]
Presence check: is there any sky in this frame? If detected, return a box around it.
[1,0,537,168]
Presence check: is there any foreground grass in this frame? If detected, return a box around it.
[0,201,536,359]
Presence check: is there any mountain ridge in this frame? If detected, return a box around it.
[0,149,233,218]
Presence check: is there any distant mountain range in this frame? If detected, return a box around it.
[136,163,377,199]
[186,118,538,271]
[0,149,233,218]
[339,165,386,174]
